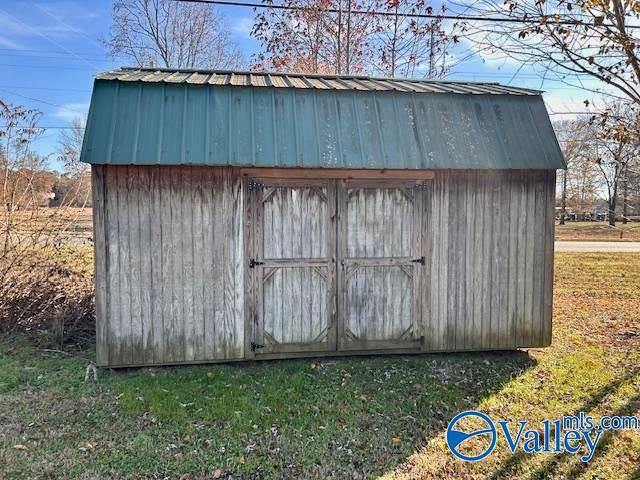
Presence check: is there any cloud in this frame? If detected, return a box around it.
[0,10,79,39]
[543,92,602,120]
[53,102,89,123]
[231,16,254,38]
[0,34,22,49]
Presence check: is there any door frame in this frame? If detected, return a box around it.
[241,168,433,359]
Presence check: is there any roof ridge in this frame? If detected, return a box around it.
[96,67,543,95]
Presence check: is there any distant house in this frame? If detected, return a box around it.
[81,67,566,367]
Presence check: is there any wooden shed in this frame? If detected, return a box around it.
[82,67,565,367]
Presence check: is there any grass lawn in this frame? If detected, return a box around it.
[1,253,639,479]
[555,221,640,242]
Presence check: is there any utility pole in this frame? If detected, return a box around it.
[337,0,342,74]
[345,0,352,74]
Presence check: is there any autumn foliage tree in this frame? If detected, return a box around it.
[251,0,456,77]
[252,0,374,74]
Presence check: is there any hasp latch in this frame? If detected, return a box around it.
[411,256,425,265]
[249,258,265,268]
[250,342,265,352]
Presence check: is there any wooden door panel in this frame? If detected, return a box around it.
[344,266,414,342]
[339,182,424,351]
[262,266,330,350]
[346,187,414,258]
[251,180,336,355]
[263,186,329,259]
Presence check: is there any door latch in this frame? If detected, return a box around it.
[411,256,425,265]
[249,258,264,268]
[250,342,265,352]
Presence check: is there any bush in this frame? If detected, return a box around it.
[0,247,95,350]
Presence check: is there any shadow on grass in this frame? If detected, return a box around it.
[489,366,640,480]
[108,349,536,478]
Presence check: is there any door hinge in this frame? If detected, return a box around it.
[412,256,425,265]
[250,342,265,352]
[249,258,264,268]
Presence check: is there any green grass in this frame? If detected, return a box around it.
[1,253,640,479]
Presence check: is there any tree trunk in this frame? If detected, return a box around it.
[560,168,567,225]
[622,176,628,224]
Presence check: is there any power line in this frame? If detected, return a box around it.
[0,125,85,130]
[0,53,118,64]
[171,0,640,29]
[0,63,96,71]
[0,47,113,58]
[0,85,91,93]
[0,89,87,114]
[0,8,101,70]
[28,0,105,51]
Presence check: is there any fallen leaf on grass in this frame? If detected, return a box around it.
[12,444,27,450]
[212,469,223,479]
[391,437,402,445]
[79,441,97,451]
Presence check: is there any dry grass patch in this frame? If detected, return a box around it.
[555,222,640,242]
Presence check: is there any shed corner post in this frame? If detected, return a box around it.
[91,164,109,366]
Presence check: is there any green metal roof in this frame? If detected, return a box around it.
[81,68,566,170]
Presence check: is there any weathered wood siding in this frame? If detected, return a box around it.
[425,170,555,351]
[93,166,555,366]
[92,165,244,366]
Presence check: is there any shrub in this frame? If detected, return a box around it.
[0,247,95,350]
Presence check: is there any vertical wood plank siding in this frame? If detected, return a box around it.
[93,165,244,366]
[93,166,555,366]
[425,170,555,351]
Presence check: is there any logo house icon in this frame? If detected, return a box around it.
[446,411,497,462]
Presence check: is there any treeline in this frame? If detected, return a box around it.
[554,103,640,226]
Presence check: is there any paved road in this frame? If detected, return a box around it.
[555,241,640,252]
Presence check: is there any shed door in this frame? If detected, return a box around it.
[249,179,337,355]
[337,180,424,351]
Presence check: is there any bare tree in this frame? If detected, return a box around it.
[105,0,245,69]
[58,117,87,175]
[368,0,454,78]
[554,119,586,223]
[553,117,605,219]
[1,100,93,346]
[591,102,639,225]
[456,0,640,105]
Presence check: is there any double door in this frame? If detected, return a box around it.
[246,176,425,356]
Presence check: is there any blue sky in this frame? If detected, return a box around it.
[0,0,599,170]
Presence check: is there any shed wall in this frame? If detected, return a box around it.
[93,166,554,366]
[92,165,244,366]
[425,170,555,351]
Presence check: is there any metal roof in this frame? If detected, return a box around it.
[96,67,543,96]
[81,68,565,170]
